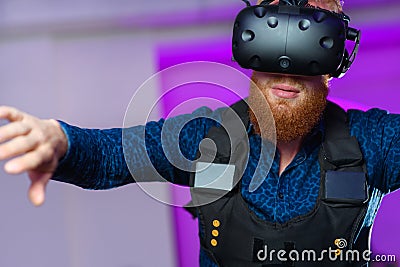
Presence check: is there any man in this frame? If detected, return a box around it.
[0,0,399,266]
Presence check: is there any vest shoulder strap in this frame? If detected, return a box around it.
[320,101,368,204]
[322,101,364,169]
[321,101,365,170]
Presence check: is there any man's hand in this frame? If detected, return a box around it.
[0,106,68,206]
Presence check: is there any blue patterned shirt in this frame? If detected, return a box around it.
[53,105,400,266]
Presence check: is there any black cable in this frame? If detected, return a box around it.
[241,0,251,6]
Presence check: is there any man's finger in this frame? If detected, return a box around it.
[0,106,24,122]
[28,171,52,206]
[3,147,50,174]
[0,121,31,144]
[0,135,38,161]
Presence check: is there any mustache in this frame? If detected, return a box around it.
[252,74,309,92]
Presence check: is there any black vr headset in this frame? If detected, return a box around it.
[232,0,361,78]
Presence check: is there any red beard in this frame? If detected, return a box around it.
[248,73,329,143]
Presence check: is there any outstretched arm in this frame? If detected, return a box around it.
[0,106,139,206]
[0,104,219,206]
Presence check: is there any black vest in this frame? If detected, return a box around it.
[188,100,370,267]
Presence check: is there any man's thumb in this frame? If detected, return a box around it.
[28,172,51,206]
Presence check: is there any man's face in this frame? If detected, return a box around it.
[249,72,329,142]
[249,0,341,142]
[251,72,329,114]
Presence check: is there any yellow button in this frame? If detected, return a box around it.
[212,230,219,237]
[211,239,218,247]
[212,220,220,227]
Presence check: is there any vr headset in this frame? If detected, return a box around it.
[232,0,361,77]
